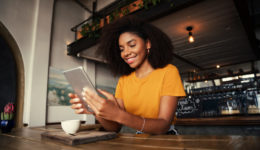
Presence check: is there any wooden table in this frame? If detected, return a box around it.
[0,125,260,150]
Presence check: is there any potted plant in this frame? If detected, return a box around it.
[80,17,101,39]
[1,103,15,133]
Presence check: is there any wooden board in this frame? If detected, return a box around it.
[41,130,117,146]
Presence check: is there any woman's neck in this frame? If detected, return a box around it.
[135,59,154,78]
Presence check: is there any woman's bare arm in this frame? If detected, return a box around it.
[116,96,178,134]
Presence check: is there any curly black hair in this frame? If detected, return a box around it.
[97,15,173,76]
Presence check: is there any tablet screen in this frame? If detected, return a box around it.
[63,67,96,112]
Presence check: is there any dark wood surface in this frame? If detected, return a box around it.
[0,125,260,150]
[176,116,260,125]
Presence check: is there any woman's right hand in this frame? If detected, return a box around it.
[69,93,94,114]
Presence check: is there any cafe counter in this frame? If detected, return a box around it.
[176,115,260,126]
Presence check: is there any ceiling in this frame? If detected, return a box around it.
[75,0,259,75]
[152,0,258,74]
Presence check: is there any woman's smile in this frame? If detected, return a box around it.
[125,56,136,64]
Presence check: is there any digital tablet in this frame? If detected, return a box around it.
[63,66,97,112]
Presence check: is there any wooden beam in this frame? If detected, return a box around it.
[172,53,204,70]
[233,0,260,59]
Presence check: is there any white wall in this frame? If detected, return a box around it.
[0,0,37,124]
[27,0,54,126]
[0,0,54,126]
[49,0,85,70]
[46,0,96,124]
[0,0,93,126]
[0,0,118,126]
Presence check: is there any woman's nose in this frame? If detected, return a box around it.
[123,49,130,57]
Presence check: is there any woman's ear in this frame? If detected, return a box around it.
[146,39,151,49]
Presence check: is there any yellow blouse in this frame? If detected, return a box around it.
[115,64,186,119]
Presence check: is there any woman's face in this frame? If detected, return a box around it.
[119,32,150,69]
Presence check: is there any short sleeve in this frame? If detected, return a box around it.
[160,66,186,97]
[115,77,123,99]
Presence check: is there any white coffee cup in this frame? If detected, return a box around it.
[61,120,81,134]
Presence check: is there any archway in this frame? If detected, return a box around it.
[0,22,24,128]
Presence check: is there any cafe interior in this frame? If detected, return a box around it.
[0,0,260,149]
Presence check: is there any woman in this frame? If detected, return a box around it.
[69,15,186,134]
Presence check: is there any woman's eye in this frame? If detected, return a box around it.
[130,45,135,48]
[120,49,124,52]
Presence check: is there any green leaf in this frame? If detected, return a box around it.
[109,14,114,22]
[152,0,157,6]
[80,29,87,37]
[126,8,130,14]
[1,112,3,120]
[9,113,14,120]
[4,113,9,120]
[144,3,148,9]
[138,3,143,9]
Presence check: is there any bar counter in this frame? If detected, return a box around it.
[176,116,260,125]
[0,125,260,150]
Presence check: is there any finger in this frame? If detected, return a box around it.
[73,106,95,114]
[68,93,74,98]
[68,93,79,98]
[83,90,104,104]
[84,98,100,115]
[82,89,106,116]
[82,92,100,114]
[97,89,119,107]
[83,93,109,118]
[75,108,85,114]
[97,89,114,100]
[71,103,83,109]
[69,98,81,104]
[83,87,98,96]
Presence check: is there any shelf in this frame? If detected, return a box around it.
[187,86,255,96]
[67,34,98,56]
[187,71,258,83]
[176,115,260,126]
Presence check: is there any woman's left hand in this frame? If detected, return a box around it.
[82,88,121,122]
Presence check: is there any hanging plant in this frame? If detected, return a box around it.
[80,17,101,39]
[79,0,171,40]
[122,7,130,16]
[80,23,91,37]
[141,0,161,9]
[114,8,121,19]
[108,13,115,23]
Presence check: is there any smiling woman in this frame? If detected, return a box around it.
[69,15,186,135]
[97,15,174,76]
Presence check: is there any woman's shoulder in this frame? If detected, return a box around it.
[165,64,177,70]
[151,64,179,78]
[156,64,180,79]
[160,64,178,73]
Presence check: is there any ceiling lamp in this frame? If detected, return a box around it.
[186,26,194,43]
